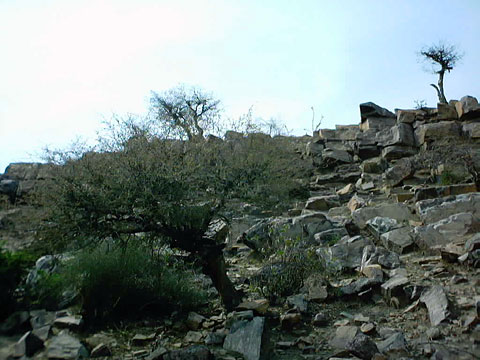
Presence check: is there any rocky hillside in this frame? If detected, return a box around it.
[1,96,480,359]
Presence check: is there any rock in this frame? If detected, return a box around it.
[383,158,414,187]
[415,121,461,145]
[413,212,475,250]
[380,227,414,254]
[205,219,229,242]
[361,157,387,174]
[317,236,374,271]
[462,122,480,138]
[305,141,325,156]
[426,327,442,340]
[366,217,400,240]
[184,331,203,343]
[286,294,308,313]
[352,203,413,229]
[186,312,205,330]
[361,265,383,281]
[0,311,30,335]
[466,233,480,252]
[54,315,83,330]
[360,102,396,121]
[30,310,55,329]
[415,183,478,202]
[381,275,409,304]
[13,331,44,358]
[346,333,379,359]
[362,245,401,269]
[337,183,355,195]
[280,313,302,330]
[90,343,111,357]
[360,323,376,334]
[330,326,360,350]
[437,102,458,120]
[314,227,348,245]
[132,332,156,345]
[415,193,480,224]
[146,346,168,360]
[322,149,353,166]
[396,109,424,124]
[360,117,396,132]
[0,179,19,202]
[164,345,212,360]
[205,331,226,345]
[376,332,408,357]
[236,299,269,315]
[348,195,366,213]
[377,123,416,148]
[223,317,265,360]
[314,172,362,185]
[312,312,329,327]
[340,277,382,296]
[32,325,51,341]
[455,95,480,119]
[305,195,340,211]
[381,145,417,160]
[47,331,89,359]
[420,286,450,326]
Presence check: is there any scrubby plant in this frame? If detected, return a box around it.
[0,248,35,320]
[26,244,207,322]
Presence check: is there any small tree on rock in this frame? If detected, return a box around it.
[150,85,221,141]
[419,42,462,104]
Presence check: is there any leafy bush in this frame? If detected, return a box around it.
[66,244,207,322]
[0,248,35,320]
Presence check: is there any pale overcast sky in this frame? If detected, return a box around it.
[1,0,479,172]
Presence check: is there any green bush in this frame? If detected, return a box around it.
[0,248,35,320]
[66,244,207,322]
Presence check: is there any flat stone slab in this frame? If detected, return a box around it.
[224,317,265,360]
[420,286,450,326]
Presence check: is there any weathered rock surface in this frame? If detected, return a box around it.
[223,317,265,360]
[420,286,450,326]
[352,203,413,229]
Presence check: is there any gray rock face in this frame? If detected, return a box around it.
[377,332,409,357]
[330,326,360,350]
[420,286,450,326]
[381,145,417,160]
[366,217,400,240]
[377,123,416,148]
[361,245,401,269]
[346,333,379,359]
[415,121,461,145]
[47,331,89,359]
[322,149,353,166]
[224,317,265,360]
[317,236,374,271]
[415,193,480,224]
[462,122,480,138]
[360,117,396,131]
[352,203,413,229]
[380,227,414,254]
[413,212,476,250]
[437,102,458,120]
[381,275,409,303]
[383,158,413,187]
[0,179,19,202]
[361,157,387,174]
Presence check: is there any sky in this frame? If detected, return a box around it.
[1,0,479,172]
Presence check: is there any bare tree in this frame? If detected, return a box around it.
[150,85,222,141]
[420,42,462,104]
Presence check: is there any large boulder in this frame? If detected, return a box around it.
[0,179,19,203]
[455,95,480,120]
[381,145,417,160]
[322,149,353,166]
[376,123,416,148]
[360,102,396,121]
[316,235,374,271]
[413,212,476,250]
[462,122,480,139]
[437,102,458,120]
[352,203,414,229]
[383,158,414,187]
[46,331,89,359]
[223,317,265,360]
[415,193,480,224]
[415,121,461,146]
[305,195,340,211]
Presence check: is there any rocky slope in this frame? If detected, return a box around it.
[1,96,480,359]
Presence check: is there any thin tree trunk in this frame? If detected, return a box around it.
[437,70,447,104]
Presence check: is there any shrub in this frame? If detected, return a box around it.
[0,248,35,320]
[65,244,207,322]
